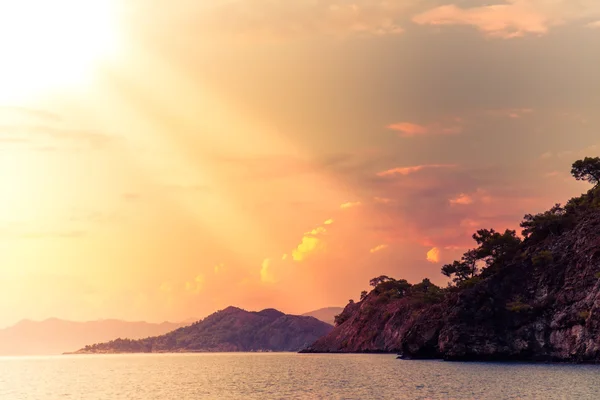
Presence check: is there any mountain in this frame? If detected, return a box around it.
[72,307,333,353]
[302,307,343,325]
[303,173,600,362]
[0,318,186,356]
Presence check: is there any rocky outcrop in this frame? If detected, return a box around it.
[71,307,332,354]
[304,187,600,362]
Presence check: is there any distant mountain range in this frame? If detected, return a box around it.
[302,307,343,325]
[0,318,186,356]
[71,307,333,354]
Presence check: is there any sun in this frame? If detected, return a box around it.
[0,0,119,103]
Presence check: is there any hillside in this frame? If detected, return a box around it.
[0,318,185,356]
[72,307,333,353]
[303,157,600,362]
[302,307,344,325]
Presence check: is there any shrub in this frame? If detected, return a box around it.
[506,300,532,313]
[532,250,554,266]
[578,310,590,322]
[458,276,482,289]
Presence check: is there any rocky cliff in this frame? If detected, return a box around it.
[304,179,600,362]
[71,307,332,353]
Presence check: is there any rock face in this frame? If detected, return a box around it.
[72,307,333,354]
[304,189,600,362]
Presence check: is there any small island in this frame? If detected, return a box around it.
[69,307,332,354]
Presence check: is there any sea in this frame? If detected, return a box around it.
[0,353,599,399]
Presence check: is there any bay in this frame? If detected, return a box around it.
[1,353,599,399]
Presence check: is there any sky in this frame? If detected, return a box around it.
[0,0,598,327]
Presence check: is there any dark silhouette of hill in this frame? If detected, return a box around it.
[72,307,333,353]
[302,307,344,325]
[0,318,185,355]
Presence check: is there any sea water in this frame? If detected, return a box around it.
[0,353,599,399]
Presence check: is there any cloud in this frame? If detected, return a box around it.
[588,20,600,28]
[340,201,362,209]
[122,193,142,201]
[260,259,276,283]
[449,189,492,206]
[449,193,474,205]
[306,226,327,235]
[374,197,394,204]
[159,282,173,294]
[200,0,408,40]
[0,106,61,122]
[387,120,462,137]
[324,219,334,225]
[292,236,323,261]
[19,230,87,239]
[413,1,600,38]
[370,244,388,254]
[0,124,112,150]
[426,247,440,263]
[185,274,205,294]
[377,164,456,177]
[486,108,534,118]
[214,263,224,274]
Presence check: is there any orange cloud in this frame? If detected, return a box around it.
[324,219,334,225]
[306,226,327,235]
[426,247,440,263]
[449,189,492,206]
[487,108,534,118]
[370,244,388,253]
[159,282,173,294]
[449,193,474,205]
[340,201,362,209]
[387,122,428,136]
[374,197,394,204]
[413,3,550,38]
[377,164,455,177]
[387,121,462,137]
[214,263,224,274]
[588,21,600,28]
[201,0,409,40]
[185,274,205,294]
[292,236,322,261]
[260,259,276,283]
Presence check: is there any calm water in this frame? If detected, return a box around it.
[1,353,599,399]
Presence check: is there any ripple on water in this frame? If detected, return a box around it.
[0,353,600,399]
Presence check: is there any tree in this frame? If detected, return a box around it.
[360,290,368,301]
[520,204,572,240]
[441,260,477,284]
[472,229,521,268]
[369,275,392,287]
[441,229,522,284]
[571,157,600,187]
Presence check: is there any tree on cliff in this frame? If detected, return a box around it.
[571,157,600,187]
[369,275,392,287]
[442,229,521,284]
[520,204,573,241]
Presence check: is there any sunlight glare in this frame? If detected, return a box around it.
[0,0,119,102]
